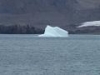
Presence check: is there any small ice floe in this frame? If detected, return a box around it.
[38,25,68,37]
[78,21,100,28]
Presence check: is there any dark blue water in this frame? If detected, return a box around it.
[0,34,100,75]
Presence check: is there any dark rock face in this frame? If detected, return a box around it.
[0,0,100,34]
[74,26,100,34]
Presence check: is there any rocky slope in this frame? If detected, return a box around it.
[0,0,100,34]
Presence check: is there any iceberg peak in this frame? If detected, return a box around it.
[38,25,68,37]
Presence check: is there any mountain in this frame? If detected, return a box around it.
[0,0,100,34]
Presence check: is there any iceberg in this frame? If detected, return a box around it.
[78,21,100,28]
[38,25,68,37]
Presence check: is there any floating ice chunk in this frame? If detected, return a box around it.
[78,21,100,28]
[38,25,68,37]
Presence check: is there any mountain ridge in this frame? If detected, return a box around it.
[0,0,100,32]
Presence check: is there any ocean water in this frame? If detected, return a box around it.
[0,34,100,75]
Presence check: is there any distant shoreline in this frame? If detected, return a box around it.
[0,24,100,34]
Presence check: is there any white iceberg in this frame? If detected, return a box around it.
[38,25,68,37]
[78,21,100,28]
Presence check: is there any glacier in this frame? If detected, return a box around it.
[78,21,100,28]
[38,25,68,37]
